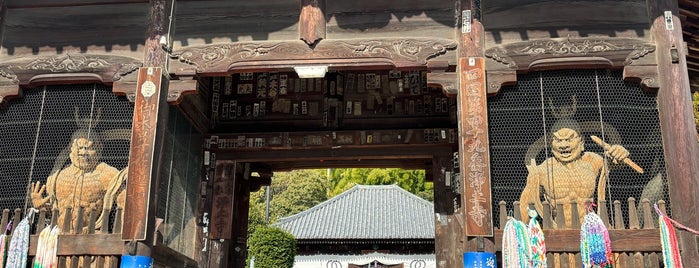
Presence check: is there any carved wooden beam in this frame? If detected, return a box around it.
[263,158,434,172]
[622,65,660,91]
[113,77,197,103]
[427,72,458,96]
[168,78,210,134]
[425,60,456,96]
[485,37,656,70]
[209,128,455,171]
[171,38,457,74]
[484,37,658,93]
[485,70,517,95]
[0,54,141,104]
[299,0,325,46]
[210,128,456,153]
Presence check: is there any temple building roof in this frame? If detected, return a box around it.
[274,184,434,240]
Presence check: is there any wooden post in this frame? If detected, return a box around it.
[122,0,173,264]
[648,0,699,265]
[208,160,238,268]
[0,0,6,48]
[457,0,495,257]
[299,0,325,46]
[0,0,16,107]
[231,173,251,268]
[432,155,463,267]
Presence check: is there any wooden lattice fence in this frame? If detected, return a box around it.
[0,205,197,268]
[495,198,665,268]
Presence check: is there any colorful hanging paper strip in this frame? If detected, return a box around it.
[655,204,683,268]
[528,211,547,268]
[580,211,613,268]
[502,218,531,267]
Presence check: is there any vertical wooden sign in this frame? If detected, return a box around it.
[458,57,493,236]
[210,160,236,240]
[122,67,163,241]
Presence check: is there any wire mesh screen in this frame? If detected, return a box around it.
[0,84,133,218]
[156,105,203,258]
[487,69,667,227]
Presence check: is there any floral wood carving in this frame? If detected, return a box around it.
[173,38,457,73]
[0,65,18,83]
[518,39,623,55]
[484,38,657,94]
[484,47,516,69]
[624,44,656,65]
[485,37,656,71]
[0,54,141,84]
[0,54,142,104]
[20,55,111,72]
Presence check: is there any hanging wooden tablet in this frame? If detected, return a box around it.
[357,74,366,93]
[381,75,389,94]
[353,102,362,116]
[224,76,233,95]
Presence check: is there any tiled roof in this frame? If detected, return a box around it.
[274,184,434,240]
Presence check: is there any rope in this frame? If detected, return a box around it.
[72,84,98,221]
[654,204,699,235]
[24,86,48,213]
[594,70,615,225]
[538,73,555,208]
[654,203,699,267]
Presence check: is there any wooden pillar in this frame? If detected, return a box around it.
[230,166,251,268]
[208,160,238,268]
[0,0,6,48]
[432,155,464,268]
[122,0,173,263]
[299,0,325,45]
[648,0,699,265]
[0,0,17,107]
[457,0,496,257]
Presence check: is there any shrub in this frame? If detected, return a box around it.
[247,226,296,268]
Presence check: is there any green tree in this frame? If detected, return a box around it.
[247,189,267,236]
[328,168,433,201]
[247,226,296,268]
[269,169,328,219]
[248,169,329,235]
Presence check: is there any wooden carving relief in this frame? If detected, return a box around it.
[173,38,457,73]
[484,37,658,94]
[0,54,141,104]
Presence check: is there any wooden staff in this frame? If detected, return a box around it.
[590,135,644,174]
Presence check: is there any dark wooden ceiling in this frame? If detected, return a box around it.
[3,0,697,89]
[680,0,699,89]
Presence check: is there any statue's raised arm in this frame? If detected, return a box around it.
[520,158,544,222]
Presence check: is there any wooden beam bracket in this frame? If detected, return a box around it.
[299,0,326,46]
[427,72,459,96]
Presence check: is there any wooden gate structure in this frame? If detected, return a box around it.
[0,0,697,267]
